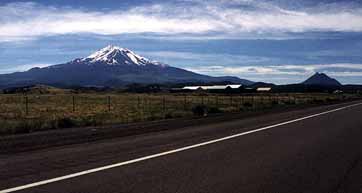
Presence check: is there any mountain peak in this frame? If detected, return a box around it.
[0,44,253,88]
[81,45,160,66]
[303,72,342,86]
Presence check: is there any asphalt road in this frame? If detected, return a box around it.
[1,101,362,193]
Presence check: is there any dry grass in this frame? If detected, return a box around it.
[0,93,358,135]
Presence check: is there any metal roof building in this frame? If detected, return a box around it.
[256,87,272,92]
[182,84,242,91]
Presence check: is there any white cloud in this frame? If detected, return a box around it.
[1,1,362,42]
[139,51,269,65]
[186,63,362,77]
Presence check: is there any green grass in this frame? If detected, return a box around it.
[0,93,359,136]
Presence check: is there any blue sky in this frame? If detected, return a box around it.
[0,0,362,84]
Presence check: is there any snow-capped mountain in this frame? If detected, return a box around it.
[80,45,166,67]
[0,45,253,88]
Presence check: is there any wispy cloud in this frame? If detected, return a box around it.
[186,63,362,79]
[1,1,362,42]
[139,51,270,65]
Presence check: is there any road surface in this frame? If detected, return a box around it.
[1,101,362,193]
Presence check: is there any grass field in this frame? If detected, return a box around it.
[0,93,360,135]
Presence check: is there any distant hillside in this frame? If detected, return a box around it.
[302,72,342,86]
[2,84,73,94]
[274,84,339,93]
[249,82,276,88]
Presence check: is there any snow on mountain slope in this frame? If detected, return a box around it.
[81,45,166,66]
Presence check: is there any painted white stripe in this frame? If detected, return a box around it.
[1,102,361,193]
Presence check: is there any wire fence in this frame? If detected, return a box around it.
[0,93,359,135]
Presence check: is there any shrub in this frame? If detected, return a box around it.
[146,113,162,121]
[165,110,190,119]
[13,118,43,134]
[220,106,239,113]
[271,100,279,106]
[11,122,31,134]
[312,99,324,104]
[192,105,208,116]
[78,115,103,126]
[243,102,253,108]
[326,97,339,103]
[284,100,296,105]
[208,106,222,114]
[56,117,76,128]
[165,112,173,119]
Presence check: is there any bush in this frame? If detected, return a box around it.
[312,99,324,104]
[208,107,222,114]
[146,114,162,121]
[165,112,173,119]
[165,110,190,119]
[192,105,208,116]
[284,100,296,105]
[243,102,253,108]
[11,122,32,134]
[221,106,239,113]
[326,97,339,103]
[56,117,76,128]
[77,115,104,126]
[12,118,46,134]
[271,100,279,106]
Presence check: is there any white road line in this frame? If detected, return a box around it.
[1,102,362,193]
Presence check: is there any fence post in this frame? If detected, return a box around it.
[137,96,141,120]
[230,95,233,106]
[259,95,262,106]
[216,95,219,107]
[201,95,204,105]
[72,95,75,112]
[137,96,141,109]
[162,96,166,114]
[144,95,148,117]
[184,95,187,110]
[25,95,29,116]
[125,111,129,124]
[252,95,255,110]
[278,95,281,104]
[269,95,272,105]
[107,96,111,112]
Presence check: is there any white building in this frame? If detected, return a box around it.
[182,84,242,91]
[256,87,272,92]
[182,86,203,90]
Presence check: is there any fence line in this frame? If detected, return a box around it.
[0,93,359,125]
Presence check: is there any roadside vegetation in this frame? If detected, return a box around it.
[0,92,360,136]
